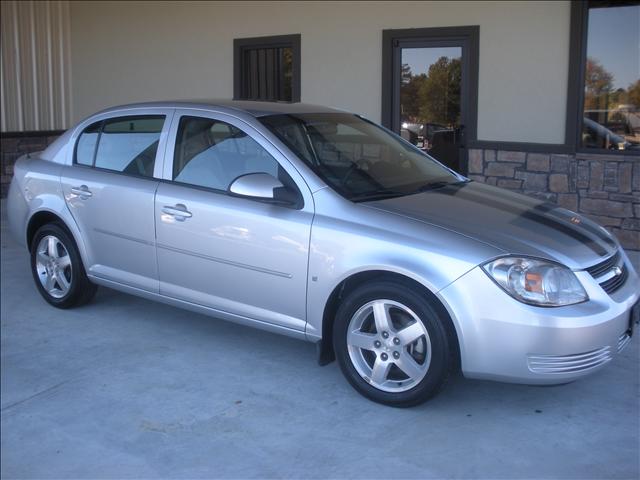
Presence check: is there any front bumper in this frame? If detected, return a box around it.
[438,252,639,384]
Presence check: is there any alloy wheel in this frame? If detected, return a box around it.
[346,299,431,393]
[35,235,73,299]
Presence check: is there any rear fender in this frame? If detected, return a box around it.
[9,155,91,270]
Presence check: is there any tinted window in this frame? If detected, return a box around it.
[92,116,164,176]
[173,116,279,191]
[75,121,101,166]
[580,3,640,151]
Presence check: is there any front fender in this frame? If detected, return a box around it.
[305,188,502,340]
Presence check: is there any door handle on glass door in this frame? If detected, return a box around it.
[162,204,192,221]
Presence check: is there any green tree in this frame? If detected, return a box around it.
[400,64,426,122]
[627,79,640,107]
[583,57,614,110]
[417,56,461,126]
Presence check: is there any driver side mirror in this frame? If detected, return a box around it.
[228,173,299,207]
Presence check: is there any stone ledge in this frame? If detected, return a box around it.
[471,147,639,251]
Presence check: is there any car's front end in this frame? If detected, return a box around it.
[438,247,639,384]
[363,180,639,385]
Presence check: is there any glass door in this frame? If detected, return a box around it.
[400,46,462,170]
[386,28,478,174]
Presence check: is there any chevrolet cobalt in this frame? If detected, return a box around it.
[7,101,639,406]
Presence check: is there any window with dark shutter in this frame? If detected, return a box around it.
[234,34,301,103]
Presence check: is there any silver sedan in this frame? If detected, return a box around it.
[7,101,639,406]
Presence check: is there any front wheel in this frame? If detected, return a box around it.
[30,223,97,309]
[334,281,454,407]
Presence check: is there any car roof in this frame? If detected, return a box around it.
[94,99,348,118]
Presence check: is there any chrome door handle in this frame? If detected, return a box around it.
[71,185,92,198]
[162,204,192,221]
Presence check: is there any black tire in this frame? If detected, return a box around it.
[333,280,454,407]
[30,222,97,309]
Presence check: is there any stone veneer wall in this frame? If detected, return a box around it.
[1,132,638,250]
[1,132,63,198]
[467,149,640,251]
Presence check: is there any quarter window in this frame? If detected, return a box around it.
[74,115,165,177]
[75,121,101,166]
[172,116,280,192]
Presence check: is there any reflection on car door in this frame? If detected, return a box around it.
[154,110,313,332]
[60,111,173,292]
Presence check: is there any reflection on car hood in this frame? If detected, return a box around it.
[364,181,617,269]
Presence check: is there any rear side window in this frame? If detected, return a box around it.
[172,116,279,191]
[74,115,165,177]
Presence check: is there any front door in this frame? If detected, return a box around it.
[383,27,479,174]
[154,110,314,333]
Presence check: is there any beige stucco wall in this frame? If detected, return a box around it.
[69,1,570,144]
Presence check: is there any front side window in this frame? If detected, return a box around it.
[260,113,462,201]
[172,116,280,192]
[74,115,165,177]
[580,1,640,151]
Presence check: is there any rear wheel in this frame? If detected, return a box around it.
[30,223,97,308]
[334,281,454,407]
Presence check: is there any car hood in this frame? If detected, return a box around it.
[364,181,617,269]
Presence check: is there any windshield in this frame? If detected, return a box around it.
[259,113,463,201]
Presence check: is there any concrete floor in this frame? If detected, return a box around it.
[1,212,639,479]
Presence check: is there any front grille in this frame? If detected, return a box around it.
[599,265,628,294]
[617,332,632,354]
[585,250,628,295]
[586,251,620,278]
[527,346,612,374]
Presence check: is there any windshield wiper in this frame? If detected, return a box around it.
[350,189,409,202]
[416,179,469,192]
[351,179,469,202]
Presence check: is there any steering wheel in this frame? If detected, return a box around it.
[341,159,371,185]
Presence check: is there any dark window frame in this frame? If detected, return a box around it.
[381,26,480,172]
[382,27,479,143]
[233,34,301,103]
[380,7,638,156]
[72,114,165,179]
[567,0,640,156]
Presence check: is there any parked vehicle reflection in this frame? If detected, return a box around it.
[582,117,640,151]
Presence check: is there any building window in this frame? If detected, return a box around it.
[574,1,640,152]
[234,34,301,103]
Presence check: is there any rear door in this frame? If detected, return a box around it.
[154,109,314,332]
[60,109,173,292]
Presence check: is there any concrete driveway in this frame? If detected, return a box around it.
[1,209,639,479]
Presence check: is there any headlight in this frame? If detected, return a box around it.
[482,257,588,307]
